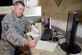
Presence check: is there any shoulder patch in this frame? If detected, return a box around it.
[4,23,9,31]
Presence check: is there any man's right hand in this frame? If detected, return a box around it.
[24,39,36,48]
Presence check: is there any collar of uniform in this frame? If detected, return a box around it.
[11,12,24,22]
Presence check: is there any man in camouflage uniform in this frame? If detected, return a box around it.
[0,1,36,55]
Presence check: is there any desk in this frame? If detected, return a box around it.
[29,37,67,55]
[30,47,56,55]
[20,39,82,55]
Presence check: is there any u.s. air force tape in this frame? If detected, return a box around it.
[4,23,9,31]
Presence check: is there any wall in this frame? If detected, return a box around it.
[12,0,19,3]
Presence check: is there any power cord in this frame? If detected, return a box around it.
[52,29,66,46]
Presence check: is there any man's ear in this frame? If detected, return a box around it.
[11,5,15,11]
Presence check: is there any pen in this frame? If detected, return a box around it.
[30,35,34,40]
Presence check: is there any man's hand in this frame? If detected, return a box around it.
[27,28,32,32]
[24,39,36,48]
[26,25,32,32]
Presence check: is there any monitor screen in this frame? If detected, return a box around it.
[43,17,51,29]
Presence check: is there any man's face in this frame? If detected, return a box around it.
[13,4,25,18]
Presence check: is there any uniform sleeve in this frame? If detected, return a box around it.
[24,17,32,32]
[2,15,27,47]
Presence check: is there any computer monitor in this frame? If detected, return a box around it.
[60,11,81,54]
[41,17,52,41]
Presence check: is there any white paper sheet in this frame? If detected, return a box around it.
[26,25,41,37]
[35,40,58,52]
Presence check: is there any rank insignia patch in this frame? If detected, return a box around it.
[4,23,9,31]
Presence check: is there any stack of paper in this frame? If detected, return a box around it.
[35,40,58,52]
[35,23,42,33]
[26,25,41,37]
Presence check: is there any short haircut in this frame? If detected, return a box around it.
[13,1,25,7]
